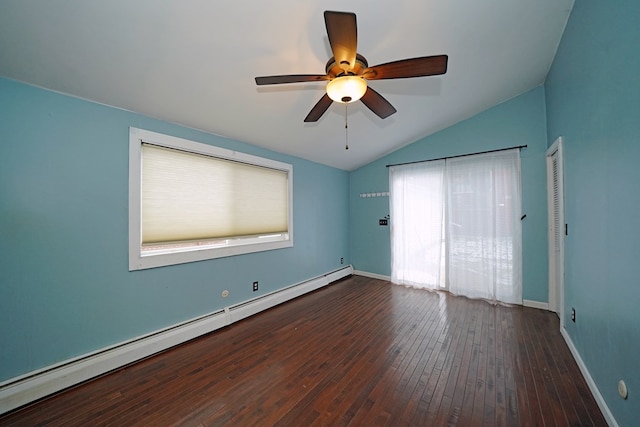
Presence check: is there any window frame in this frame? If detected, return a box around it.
[129,127,293,271]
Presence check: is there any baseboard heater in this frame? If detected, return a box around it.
[0,266,353,415]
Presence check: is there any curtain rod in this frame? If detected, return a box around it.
[385,145,528,168]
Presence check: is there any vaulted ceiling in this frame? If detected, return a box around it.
[0,1,573,170]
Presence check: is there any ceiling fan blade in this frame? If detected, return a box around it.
[304,94,334,122]
[255,74,329,85]
[360,87,397,119]
[324,11,358,72]
[362,55,448,80]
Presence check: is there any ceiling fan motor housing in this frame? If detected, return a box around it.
[325,54,369,78]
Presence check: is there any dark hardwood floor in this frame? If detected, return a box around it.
[0,275,606,426]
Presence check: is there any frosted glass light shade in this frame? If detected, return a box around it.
[326,76,367,103]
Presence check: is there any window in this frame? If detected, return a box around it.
[129,128,293,270]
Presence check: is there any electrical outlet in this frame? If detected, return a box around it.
[340,257,344,264]
[379,219,388,226]
[253,281,259,292]
[571,307,576,322]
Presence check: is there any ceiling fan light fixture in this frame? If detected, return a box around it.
[326,75,367,103]
[255,11,448,122]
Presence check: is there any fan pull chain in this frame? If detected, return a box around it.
[344,104,349,150]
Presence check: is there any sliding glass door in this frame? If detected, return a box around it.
[389,149,522,304]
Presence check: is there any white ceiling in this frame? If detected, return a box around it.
[0,0,573,171]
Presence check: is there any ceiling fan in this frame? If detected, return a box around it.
[255,11,448,122]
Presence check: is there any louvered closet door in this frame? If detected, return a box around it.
[552,153,561,309]
[547,140,564,316]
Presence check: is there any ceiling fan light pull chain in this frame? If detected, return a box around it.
[345,104,349,150]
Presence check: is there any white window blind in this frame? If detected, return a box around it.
[141,144,289,245]
[128,127,293,271]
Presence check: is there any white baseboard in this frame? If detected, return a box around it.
[523,299,549,310]
[353,270,391,281]
[0,266,353,415]
[560,327,618,427]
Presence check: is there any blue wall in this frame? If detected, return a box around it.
[349,87,550,303]
[0,77,350,381]
[545,1,640,424]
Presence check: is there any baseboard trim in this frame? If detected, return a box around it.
[523,299,549,310]
[0,266,353,415]
[353,270,391,281]
[560,327,618,427]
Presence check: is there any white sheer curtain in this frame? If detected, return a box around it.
[389,161,445,289]
[445,151,522,303]
[389,149,522,304]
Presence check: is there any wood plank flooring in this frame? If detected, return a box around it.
[0,275,606,426]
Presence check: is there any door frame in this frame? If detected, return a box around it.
[546,136,565,327]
